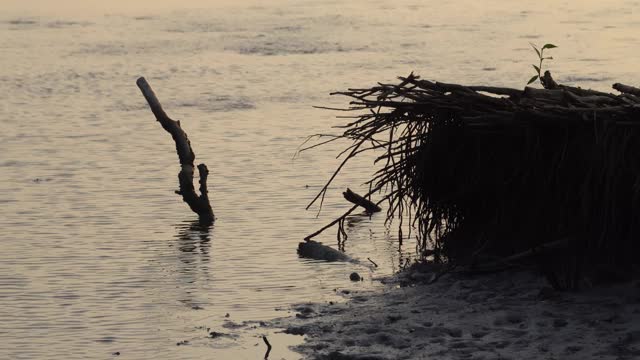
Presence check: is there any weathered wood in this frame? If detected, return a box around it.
[307,71,640,290]
[540,70,559,89]
[136,77,214,223]
[522,87,565,101]
[297,240,352,262]
[343,188,381,213]
[613,82,640,96]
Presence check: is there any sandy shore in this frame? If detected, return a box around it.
[269,268,640,360]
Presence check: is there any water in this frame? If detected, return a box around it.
[1,0,639,358]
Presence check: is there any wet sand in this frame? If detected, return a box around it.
[270,269,640,359]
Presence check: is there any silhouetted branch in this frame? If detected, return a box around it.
[262,336,272,359]
[304,205,359,241]
[136,77,214,224]
[343,188,381,213]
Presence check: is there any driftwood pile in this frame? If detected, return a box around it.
[308,71,640,289]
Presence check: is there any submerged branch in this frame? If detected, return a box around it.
[137,77,214,224]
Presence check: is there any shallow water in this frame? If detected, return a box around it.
[1,0,639,358]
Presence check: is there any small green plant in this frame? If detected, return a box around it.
[527,43,557,85]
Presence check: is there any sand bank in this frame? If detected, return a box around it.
[270,269,640,359]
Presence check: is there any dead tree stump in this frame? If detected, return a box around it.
[136,77,215,224]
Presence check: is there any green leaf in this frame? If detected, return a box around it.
[527,75,539,85]
[532,65,541,73]
[542,43,557,50]
[531,45,541,58]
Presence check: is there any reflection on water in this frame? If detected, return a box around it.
[174,220,213,310]
[339,212,372,251]
[175,220,212,257]
[345,213,370,228]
